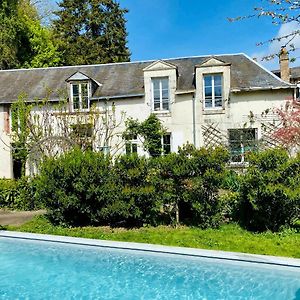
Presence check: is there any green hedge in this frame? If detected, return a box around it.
[0,177,40,210]
[34,146,230,228]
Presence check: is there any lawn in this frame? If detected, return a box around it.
[3,216,300,258]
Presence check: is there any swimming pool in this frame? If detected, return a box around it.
[0,232,300,300]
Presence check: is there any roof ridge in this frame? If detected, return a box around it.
[0,53,245,73]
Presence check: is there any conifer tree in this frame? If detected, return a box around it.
[53,0,130,66]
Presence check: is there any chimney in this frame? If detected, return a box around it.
[279,47,290,82]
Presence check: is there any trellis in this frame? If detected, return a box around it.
[201,123,228,148]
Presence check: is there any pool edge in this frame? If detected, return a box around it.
[1,230,300,269]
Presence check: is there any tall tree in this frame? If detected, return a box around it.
[0,0,61,69]
[0,0,21,69]
[53,0,130,66]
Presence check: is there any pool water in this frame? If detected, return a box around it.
[0,237,299,300]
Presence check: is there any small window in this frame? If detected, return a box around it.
[228,128,258,163]
[71,123,93,150]
[125,135,138,155]
[203,74,223,109]
[162,133,171,154]
[71,82,90,111]
[152,77,170,111]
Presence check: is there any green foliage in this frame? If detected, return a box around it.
[0,177,39,210]
[124,114,166,157]
[151,145,230,228]
[238,148,300,232]
[114,154,160,226]
[53,0,130,66]
[35,149,120,226]
[0,0,60,69]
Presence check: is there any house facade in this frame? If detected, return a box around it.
[0,53,295,179]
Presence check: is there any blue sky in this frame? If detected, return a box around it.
[44,0,300,70]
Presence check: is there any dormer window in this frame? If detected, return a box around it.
[71,82,90,111]
[203,74,223,109]
[152,77,170,111]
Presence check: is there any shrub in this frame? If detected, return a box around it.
[113,154,160,226]
[35,149,120,226]
[153,145,230,228]
[238,148,300,232]
[0,177,39,210]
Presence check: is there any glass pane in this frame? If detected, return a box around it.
[161,78,169,90]
[162,100,169,110]
[214,86,222,97]
[132,143,138,153]
[152,79,160,90]
[162,89,169,99]
[81,83,88,97]
[205,99,212,108]
[214,75,222,86]
[163,134,171,145]
[205,86,212,98]
[125,143,131,155]
[204,76,212,87]
[215,98,222,107]
[82,96,89,109]
[73,96,79,110]
[72,84,79,96]
[154,89,160,100]
[154,101,160,111]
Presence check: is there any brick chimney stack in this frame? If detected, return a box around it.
[279,47,290,82]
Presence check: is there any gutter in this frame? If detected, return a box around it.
[231,85,296,93]
[91,93,144,100]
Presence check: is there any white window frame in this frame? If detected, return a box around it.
[70,81,91,112]
[151,77,170,112]
[203,74,223,110]
[125,135,138,155]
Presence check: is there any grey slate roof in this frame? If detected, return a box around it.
[0,53,293,104]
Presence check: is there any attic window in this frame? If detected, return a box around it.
[71,82,90,111]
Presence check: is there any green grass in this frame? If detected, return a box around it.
[4,216,300,258]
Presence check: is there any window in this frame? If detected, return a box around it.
[71,82,90,111]
[71,123,93,150]
[203,74,223,109]
[152,77,170,111]
[228,129,258,163]
[125,135,138,155]
[162,133,171,154]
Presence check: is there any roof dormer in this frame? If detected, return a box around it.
[66,72,101,112]
[143,60,178,114]
[195,57,231,113]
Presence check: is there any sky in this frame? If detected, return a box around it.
[43,0,300,70]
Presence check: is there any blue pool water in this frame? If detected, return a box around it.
[0,237,300,300]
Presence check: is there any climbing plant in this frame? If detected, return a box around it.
[123,114,166,157]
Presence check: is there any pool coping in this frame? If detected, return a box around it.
[1,230,300,269]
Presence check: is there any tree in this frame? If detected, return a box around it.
[5,95,126,177]
[0,0,61,69]
[228,0,300,61]
[273,99,300,152]
[53,0,130,66]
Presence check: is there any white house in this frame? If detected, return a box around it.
[0,53,295,179]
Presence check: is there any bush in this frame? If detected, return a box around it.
[0,177,39,210]
[113,154,160,226]
[35,149,120,226]
[238,148,300,232]
[152,145,230,228]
